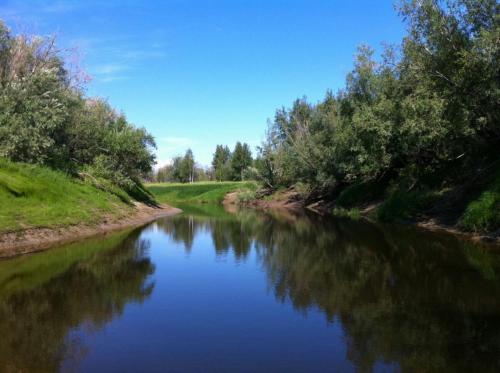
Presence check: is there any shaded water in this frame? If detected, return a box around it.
[0,205,499,372]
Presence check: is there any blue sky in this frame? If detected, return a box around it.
[1,0,405,167]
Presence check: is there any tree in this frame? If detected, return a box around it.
[179,149,195,183]
[0,21,157,200]
[212,145,231,181]
[257,0,499,194]
[231,142,252,181]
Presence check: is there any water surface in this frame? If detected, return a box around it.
[1,205,499,372]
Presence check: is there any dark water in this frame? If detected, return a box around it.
[0,205,499,373]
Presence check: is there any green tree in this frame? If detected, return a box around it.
[0,20,157,201]
[179,149,195,183]
[212,145,231,181]
[231,142,252,181]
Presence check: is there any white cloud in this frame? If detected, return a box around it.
[92,63,129,75]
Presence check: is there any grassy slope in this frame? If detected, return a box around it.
[147,181,257,205]
[0,158,132,233]
[460,169,500,232]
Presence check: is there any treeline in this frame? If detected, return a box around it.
[254,0,499,229]
[155,149,211,183]
[155,141,253,183]
[0,21,156,201]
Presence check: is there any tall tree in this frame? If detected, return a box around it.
[179,149,195,183]
[212,145,231,181]
[231,142,253,181]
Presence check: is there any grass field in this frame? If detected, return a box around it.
[0,158,132,233]
[146,181,258,205]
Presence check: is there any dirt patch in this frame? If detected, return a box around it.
[223,192,238,205]
[0,203,182,258]
[240,188,304,211]
[414,219,500,244]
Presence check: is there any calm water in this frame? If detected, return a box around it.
[0,205,499,372]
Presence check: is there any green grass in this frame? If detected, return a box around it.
[146,181,258,205]
[0,158,132,233]
[460,170,500,232]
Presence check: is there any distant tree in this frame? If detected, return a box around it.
[231,142,253,181]
[156,163,176,182]
[179,149,195,183]
[194,165,211,181]
[212,145,231,181]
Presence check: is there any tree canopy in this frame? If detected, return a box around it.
[255,0,499,194]
[0,21,156,198]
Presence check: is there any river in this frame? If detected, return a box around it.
[0,205,499,372]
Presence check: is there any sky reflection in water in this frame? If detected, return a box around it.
[0,205,499,372]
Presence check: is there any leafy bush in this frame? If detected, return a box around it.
[254,0,499,233]
[0,21,156,203]
[460,172,500,232]
[376,188,434,222]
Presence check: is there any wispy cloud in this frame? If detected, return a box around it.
[89,62,131,83]
[2,1,168,85]
[98,75,130,83]
[92,63,129,75]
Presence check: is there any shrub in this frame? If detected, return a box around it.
[460,172,500,232]
[376,188,433,222]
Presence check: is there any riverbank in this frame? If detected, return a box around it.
[0,159,183,257]
[0,203,181,258]
[146,180,499,244]
[147,181,258,205]
[231,186,500,244]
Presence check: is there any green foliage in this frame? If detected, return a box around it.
[156,149,205,184]
[254,0,499,231]
[212,144,232,181]
[231,142,253,181]
[0,158,132,233]
[147,181,257,205]
[336,180,387,208]
[0,21,156,202]
[460,170,500,232]
[376,187,435,222]
[258,0,499,186]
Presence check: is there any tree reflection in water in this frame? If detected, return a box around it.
[155,208,500,372]
[0,229,154,372]
[0,207,499,372]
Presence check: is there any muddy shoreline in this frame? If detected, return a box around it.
[0,203,182,258]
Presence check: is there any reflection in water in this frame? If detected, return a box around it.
[0,229,154,372]
[155,208,500,372]
[0,206,499,372]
